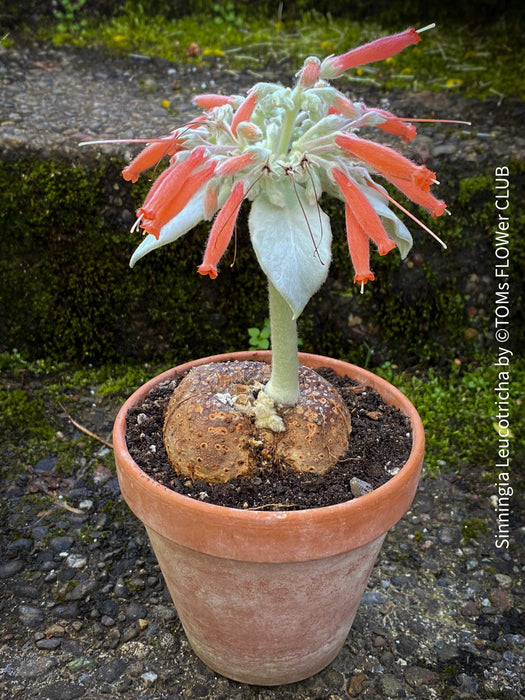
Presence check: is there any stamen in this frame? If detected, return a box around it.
[393,118,472,126]
[285,167,324,265]
[230,220,238,269]
[130,214,143,234]
[367,179,447,249]
[301,158,324,245]
[80,137,172,147]
[416,23,436,34]
[80,118,205,149]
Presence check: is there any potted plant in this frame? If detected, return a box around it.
[102,25,454,685]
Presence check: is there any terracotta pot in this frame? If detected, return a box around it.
[113,351,424,686]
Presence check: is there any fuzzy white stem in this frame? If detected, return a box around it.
[264,281,299,405]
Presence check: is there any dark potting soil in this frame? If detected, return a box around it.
[125,365,413,511]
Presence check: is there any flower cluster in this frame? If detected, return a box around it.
[122,26,447,319]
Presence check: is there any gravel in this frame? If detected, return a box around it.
[1,42,524,166]
[1,38,524,699]
[2,417,524,699]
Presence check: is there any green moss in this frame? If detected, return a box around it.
[100,498,132,521]
[0,155,267,364]
[461,517,489,543]
[94,366,159,395]
[0,386,54,441]
[378,357,525,475]
[77,525,100,543]
[2,152,524,371]
[396,552,410,561]
[23,493,55,508]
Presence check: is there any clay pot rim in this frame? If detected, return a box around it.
[113,351,424,561]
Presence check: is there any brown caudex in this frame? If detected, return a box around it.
[163,360,352,482]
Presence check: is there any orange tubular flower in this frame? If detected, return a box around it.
[335,133,447,218]
[322,28,421,78]
[215,151,257,177]
[333,168,396,252]
[137,147,207,218]
[198,181,245,278]
[193,94,235,109]
[122,135,183,183]
[387,175,447,217]
[331,94,360,119]
[231,92,258,137]
[297,57,321,88]
[373,109,417,142]
[203,181,220,220]
[141,160,217,238]
[137,164,178,212]
[328,99,417,143]
[344,202,375,285]
[333,168,396,274]
[139,149,217,238]
[335,133,434,189]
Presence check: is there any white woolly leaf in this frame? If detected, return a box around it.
[249,181,332,318]
[129,189,207,267]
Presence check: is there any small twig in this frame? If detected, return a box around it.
[54,499,86,515]
[59,403,113,449]
[29,479,86,515]
[37,500,85,516]
[248,502,299,510]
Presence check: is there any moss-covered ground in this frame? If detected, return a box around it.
[22,2,522,100]
[2,349,524,486]
[377,357,524,475]
[3,1,524,99]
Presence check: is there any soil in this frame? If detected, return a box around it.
[125,363,412,510]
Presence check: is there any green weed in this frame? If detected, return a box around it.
[248,319,271,351]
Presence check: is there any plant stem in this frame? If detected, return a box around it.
[265,280,299,405]
[275,88,301,158]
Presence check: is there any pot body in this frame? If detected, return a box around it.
[113,352,425,685]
